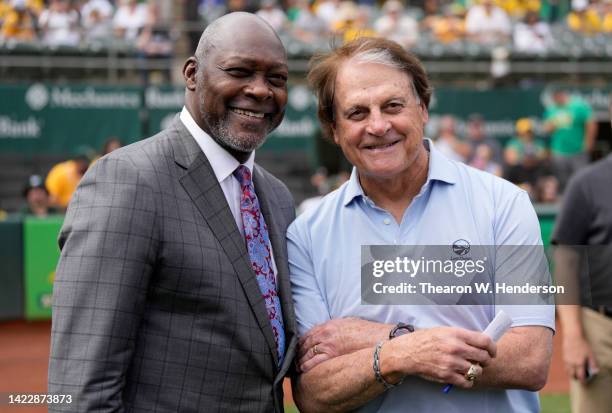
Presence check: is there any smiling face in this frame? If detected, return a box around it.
[184,16,288,156]
[332,60,428,181]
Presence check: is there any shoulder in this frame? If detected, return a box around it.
[568,156,611,192]
[100,125,178,169]
[453,159,525,200]
[450,160,535,241]
[81,125,182,194]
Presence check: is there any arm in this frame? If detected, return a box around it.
[477,326,552,391]
[583,117,597,152]
[551,173,598,383]
[294,327,496,413]
[298,318,551,391]
[557,305,598,383]
[48,156,158,412]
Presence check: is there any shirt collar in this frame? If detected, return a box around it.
[180,106,255,182]
[341,138,457,207]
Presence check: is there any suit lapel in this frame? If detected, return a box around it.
[170,119,279,366]
[253,168,298,379]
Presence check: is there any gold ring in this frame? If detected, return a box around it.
[465,364,479,381]
[313,345,320,355]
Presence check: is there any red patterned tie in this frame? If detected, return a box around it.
[233,165,285,364]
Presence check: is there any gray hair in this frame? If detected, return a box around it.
[351,48,420,104]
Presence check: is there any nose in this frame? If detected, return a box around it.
[244,75,272,101]
[365,109,391,137]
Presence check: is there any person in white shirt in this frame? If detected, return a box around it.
[514,11,553,53]
[81,0,114,43]
[465,0,512,44]
[39,0,80,47]
[316,0,341,30]
[113,0,149,42]
[374,0,419,49]
[256,0,288,33]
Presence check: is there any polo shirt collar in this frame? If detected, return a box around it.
[342,138,458,207]
[180,106,255,182]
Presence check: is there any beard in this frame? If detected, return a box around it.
[199,96,279,153]
[208,113,269,153]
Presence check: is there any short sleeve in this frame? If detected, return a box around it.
[552,174,591,245]
[287,220,331,337]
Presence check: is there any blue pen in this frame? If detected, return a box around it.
[442,384,453,393]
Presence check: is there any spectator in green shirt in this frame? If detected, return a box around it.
[543,88,597,190]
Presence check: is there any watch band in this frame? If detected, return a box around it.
[389,322,414,340]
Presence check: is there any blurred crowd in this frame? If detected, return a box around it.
[202,0,612,51]
[0,0,610,54]
[299,88,598,212]
[0,0,175,54]
[431,88,597,204]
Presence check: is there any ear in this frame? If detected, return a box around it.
[420,104,429,123]
[183,57,198,91]
[331,123,340,145]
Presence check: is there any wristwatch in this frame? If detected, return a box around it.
[389,322,415,339]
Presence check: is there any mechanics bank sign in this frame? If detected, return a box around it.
[0,83,142,154]
[25,83,141,110]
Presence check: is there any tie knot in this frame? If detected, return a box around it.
[233,165,252,187]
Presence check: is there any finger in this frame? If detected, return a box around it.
[448,372,476,389]
[466,364,483,380]
[298,331,322,359]
[298,346,317,367]
[298,328,319,354]
[298,342,330,367]
[300,353,331,373]
[299,323,326,347]
[574,364,586,383]
[460,331,496,358]
[587,355,600,375]
[460,345,493,367]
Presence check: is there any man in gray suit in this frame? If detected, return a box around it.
[48,13,297,412]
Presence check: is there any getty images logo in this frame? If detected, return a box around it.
[452,239,471,256]
[25,83,49,111]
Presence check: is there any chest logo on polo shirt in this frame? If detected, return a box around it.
[452,239,471,256]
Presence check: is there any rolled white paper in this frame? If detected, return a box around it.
[483,310,513,342]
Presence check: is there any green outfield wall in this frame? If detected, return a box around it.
[1,84,609,157]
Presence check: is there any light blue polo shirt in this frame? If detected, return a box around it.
[287,139,555,413]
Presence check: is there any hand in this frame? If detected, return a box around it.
[563,334,599,384]
[297,318,392,373]
[384,327,496,389]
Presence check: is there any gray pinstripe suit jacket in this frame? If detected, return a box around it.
[48,117,298,412]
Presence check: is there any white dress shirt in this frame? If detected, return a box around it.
[180,106,278,278]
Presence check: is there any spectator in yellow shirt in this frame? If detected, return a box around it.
[45,155,90,209]
[1,0,37,41]
[332,1,376,43]
[495,0,540,19]
[567,0,603,34]
[425,3,466,43]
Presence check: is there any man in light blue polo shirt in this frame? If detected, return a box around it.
[288,37,554,413]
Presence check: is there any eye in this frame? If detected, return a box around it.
[225,68,251,77]
[268,73,287,87]
[385,101,404,113]
[348,109,366,121]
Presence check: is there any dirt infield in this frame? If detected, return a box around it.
[0,320,569,412]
